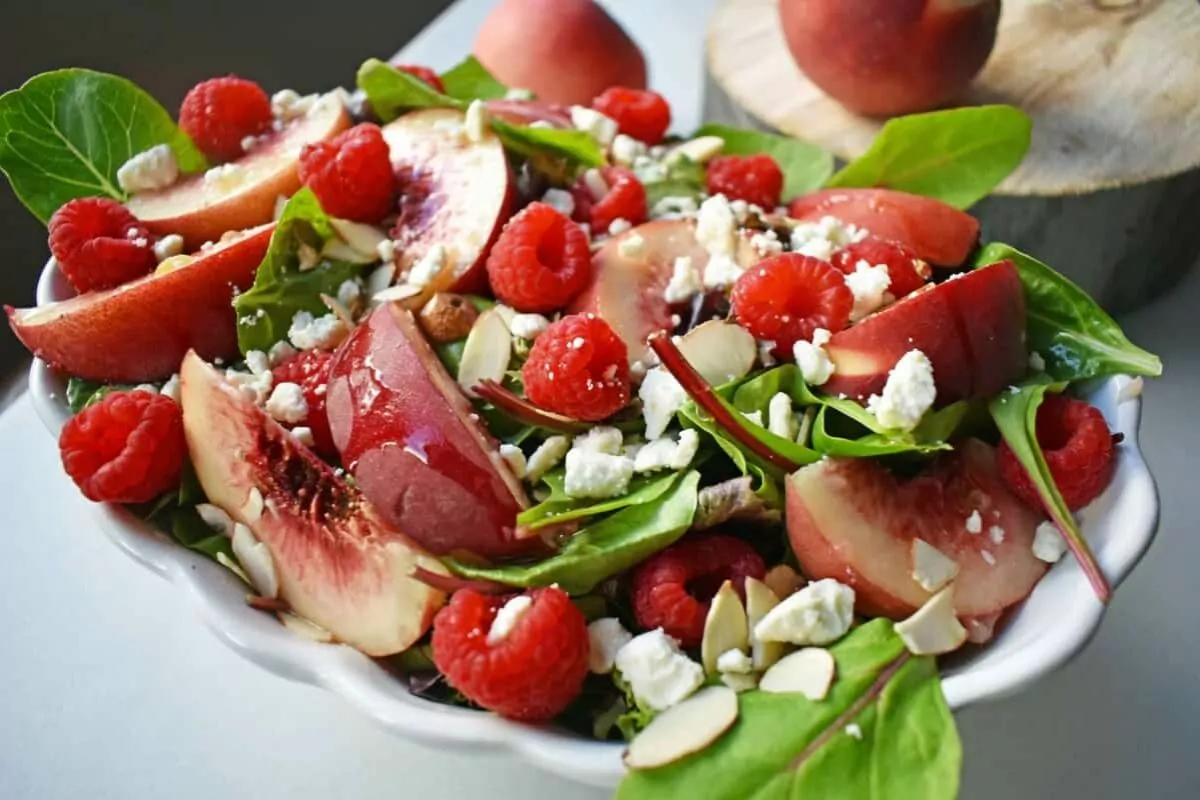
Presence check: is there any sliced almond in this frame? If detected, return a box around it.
[665,135,725,166]
[759,647,836,700]
[241,486,265,524]
[895,585,968,655]
[373,283,423,303]
[216,551,251,585]
[328,218,388,260]
[231,523,280,599]
[280,612,335,643]
[678,320,756,386]
[763,564,804,599]
[623,686,739,770]
[745,577,788,671]
[910,539,960,593]
[721,672,758,693]
[456,308,513,398]
[701,580,749,675]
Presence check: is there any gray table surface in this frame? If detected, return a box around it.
[2,1,1197,797]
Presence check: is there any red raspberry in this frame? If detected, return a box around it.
[390,64,446,94]
[59,390,185,504]
[706,154,785,209]
[832,237,930,300]
[432,587,590,722]
[522,313,630,421]
[731,253,853,357]
[48,198,157,293]
[570,166,647,235]
[591,87,671,145]
[486,202,592,313]
[630,534,766,648]
[178,76,273,163]
[299,123,396,223]
[271,350,336,457]
[998,394,1116,512]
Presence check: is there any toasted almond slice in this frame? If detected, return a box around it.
[231,523,280,599]
[721,672,758,693]
[678,320,756,386]
[759,647,836,700]
[701,580,749,675]
[373,283,423,303]
[744,577,788,671]
[763,564,804,599]
[279,612,335,643]
[241,486,265,524]
[328,218,388,259]
[623,686,739,770]
[910,538,960,593]
[665,135,725,166]
[457,308,513,398]
[895,585,968,655]
[216,551,251,585]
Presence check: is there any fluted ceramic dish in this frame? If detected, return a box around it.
[27,257,1160,789]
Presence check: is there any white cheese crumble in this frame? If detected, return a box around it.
[1029,351,1046,373]
[845,723,864,740]
[610,133,647,167]
[1032,521,1068,563]
[244,350,270,377]
[572,426,624,455]
[563,449,634,499]
[716,649,754,675]
[582,168,609,201]
[767,392,798,440]
[614,629,706,711]
[271,89,316,121]
[633,429,700,473]
[588,617,633,674]
[509,312,551,340]
[498,444,527,480]
[203,162,243,189]
[525,435,570,483]
[408,244,447,288]
[265,382,309,424]
[792,328,835,386]
[225,368,273,405]
[663,256,703,304]
[570,105,619,147]
[789,216,867,261]
[702,254,745,291]
[750,230,783,257]
[288,311,350,351]
[758,341,778,368]
[608,218,633,237]
[116,144,179,194]
[639,367,689,440]
[267,340,298,366]
[464,99,489,143]
[618,232,646,259]
[754,578,856,646]
[291,426,315,447]
[989,525,1006,545]
[845,260,893,322]
[152,234,185,263]
[965,510,983,534]
[866,350,936,432]
[486,595,533,645]
[696,195,744,289]
[540,188,576,218]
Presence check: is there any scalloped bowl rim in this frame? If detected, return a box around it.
[27,256,1160,789]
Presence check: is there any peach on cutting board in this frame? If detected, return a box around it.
[127,92,351,249]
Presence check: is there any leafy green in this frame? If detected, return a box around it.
[133,462,232,561]
[639,155,706,208]
[0,68,207,223]
[693,123,834,200]
[976,242,1162,381]
[65,377,139,413]
[233,188,362,353]
[811,402,968,458]
[439,56,509,101]
[446,471,700,594]
[826,105,1031,209]
[357,58,461,120]
[490,119,606,167]
[613,673,657,741]
[615,619,961,800]
[518,470,683,530]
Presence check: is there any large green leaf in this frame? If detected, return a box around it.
[439,56,509,101]
[517,470,683,530]
[356,58,462,121]
[694,123,833,200]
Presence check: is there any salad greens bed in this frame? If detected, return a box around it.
[0,54,1163,799]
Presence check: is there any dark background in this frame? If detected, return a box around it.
[0,0,453,378]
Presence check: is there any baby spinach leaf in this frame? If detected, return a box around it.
[615,619,961,800]
[0,68,207,223]
[357,58,463,120]
[439,56,509,101]
[811,403,965,458]
[612,672,657,741]
[65,376,140,413]
[826,105,1031,209]
[446,471,700,595]
[518,471,683,529]
[490,119,605,168]
[976,242,1162,381]
[641,156,706,208]
[234,189,362,353]
[693,123,833,200]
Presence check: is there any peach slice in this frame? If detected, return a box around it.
[8,224,274,382]
[786,438,1047,629]
[325,302,532,559]
[180,351,446,656]
[127,92,351,249]
[382,107,514,298]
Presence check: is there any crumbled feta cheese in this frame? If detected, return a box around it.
[633,429,699,473]
[754,578,855,646]
[614,629,706,711]
[203,162,243,189]
[509,312,551,340]
[290,426,315,447]
[845,723,864,740]
[337,279,361,308]
[376,239,396,264]
[582,168,609,201]
[563,449,634,499]
[651,195,700,219]
[408,244,447,288]
[464,99,489,143]
[572,426,624,455]
[153,234,185,262]
[845,260,893,322]
[792,333,835,386]
[750,230,783,257]
[265,382,309,424]
[225,368,273,405]
[980,549,997,566]
[196,503,234,536]
[588,617,634,674]
[789,216,867,261]
[570,105,619,147]
[159,373,181,403]
[271,89,316,121]
[767,392,798,440]
[267,340,298,366]
[610,133,647,166]
[116,144,179,194]
[965,510,983,534]
[618,232,646,259]
[989,525,1006,545]
[702,255,745,290]
[525,435,570,483]
[696,194,737,260]
[639,367,688,440]
[498,443,527,480]
[812,328,832,347]
[1029,351,1046,372]
[716,649,753,675]
[663,256,703,304]
[1032,521,1068,563]
[288,311,350,351]
[608,217,632,237]
[486,595,533,645]
[758,341,778,368]
[911,539,959,593]
[245,350,271,377]
[866,350,936,432]
[541,187,576,217]
[504,86,534,100]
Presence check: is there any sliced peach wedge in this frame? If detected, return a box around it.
[8,224,274,383]
[127,92,352,249]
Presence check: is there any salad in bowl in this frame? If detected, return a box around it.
[0,54,1162,797]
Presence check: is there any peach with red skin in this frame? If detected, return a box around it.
[779,0,1001,117]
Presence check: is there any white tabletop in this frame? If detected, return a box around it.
[3,1,1198,797]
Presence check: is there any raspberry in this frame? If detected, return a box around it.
[178,76,273,163]
[486,202,592,312]
[998,394,1116,512]
[591,87,671,145]
[390,64,446,94]
[706,154,784,209]
[431,587,589,722]
[48,198,157,293]
[630,534,766,648]
[832,237,930,299]
[522,313,630,421]
[570,167,647,235]
[271,350,336,457]
[299,123,396,223]
[731,253,853,357]
[59,390,186,504]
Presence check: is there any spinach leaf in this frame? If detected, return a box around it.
[0,68,207,223]
[640,156,706,208]
[615,619,961,800]
[518,471,683,530]
[693,123,833,200]
[613,673,657,741]
[132,462,232,561]
[811,403,965,458]
[446,471,700,594]
[439,56,509,101]
[826,105,1031,209]
[976,242,1162,381]
[490,119,606,168]
[65,376,138,413]
[233,188,362,353]
[357,58,462,120]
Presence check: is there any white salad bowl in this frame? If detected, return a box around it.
[27,257,1160,789]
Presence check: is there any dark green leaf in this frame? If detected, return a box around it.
[434,339,466,376]
[439,56,509,101]
[975,242,1162,380]
[446,471,700,594]
[0,68,207,222]
[693,123,834,200]
[65,377,138,413]
[826,105,1031,209]
[490,119,606,168]
[356,58,462,121]
[811,402,966,458]
[517,471,683,529]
